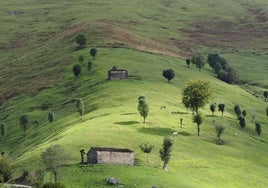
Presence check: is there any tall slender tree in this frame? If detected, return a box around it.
[137,96,149,123]
[255,122,262,136]
[234,105,241,119]
[210,103,216,115]
[159,137,173,170]
[80,149,85,164]
[76,98,85,119]
[90,48,97,59]
[19,115,29,136]
[218,104,225,118]
[193,113,203,136]
[48,112,54,123]
[41,145,69,182]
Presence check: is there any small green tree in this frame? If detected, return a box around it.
[162,69,175,83]
[234,105,241,119]
[263,91,268,102]
[0,156,12,183]
[180,117,183,128]
[87,61,92,72]
[76,98,85,119]
[137,96,149,123]
[218,103,225,118]
[210,103,216,115]
[48,112,54,123]
[239,117,246,129]
[159,137,173,170]
[73,64,81,77]
[186,58,190,68]
[41,145,69,182]
[78,55,84,64]
[193,113,203,136]
[139,143,154,162]
[215,124,225,145]
[19,115,29,136]
[255,122,262,136]
[75,34,87,48]
[90,48,97,59]
[80,149,85,164]
[242,110,246,117]
[191,53,205,70]
[0,124,5,141]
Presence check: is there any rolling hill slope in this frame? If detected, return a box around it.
[0,0,268,187]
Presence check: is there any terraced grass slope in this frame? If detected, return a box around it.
[0,0,268,187]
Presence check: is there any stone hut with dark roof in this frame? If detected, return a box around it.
[87,147,134,165]
[107,67,128,80]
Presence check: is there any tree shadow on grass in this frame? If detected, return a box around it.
[120,112,137,115]
[114,121,140,125]
[138,127,176,136]
[177,131,191,136]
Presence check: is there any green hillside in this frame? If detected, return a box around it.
[1,0,268,187]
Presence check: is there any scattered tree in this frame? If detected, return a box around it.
[0,156,12,183]
[218,104,225,118]
[180,117,183,128]
[75,34,87,48]
[242,110,247,117]
[182,80,211,113]
[210,103,216,115]
[191,53,205,70]
[239,117,246,129]
[162,69,175,83]
[139,143,154,162]
[0,124,5,141]
[80,149,85,164]
[90,48,97,59]
[87,61,92,72]
[266,106,268,116]
[234,105,241,119]
[19,115,29,136]
[137,96,149,123]
[73,64,81,77]
[263,91,268,102]
[186,58,190,68]
[48,112,54,123]
[159,137,173,170]
[193,113,203,136]
[76,98,85,119]
[255,122,262,136]
[215,124,225,145]
[78,55,84,64]
[41,145,69,182]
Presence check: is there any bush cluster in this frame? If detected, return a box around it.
[207,54,239,84]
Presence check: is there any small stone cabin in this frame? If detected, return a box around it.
[108,69,128,80]
[87,147,134,166]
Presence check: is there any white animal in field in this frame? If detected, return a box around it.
[173,132,178,136]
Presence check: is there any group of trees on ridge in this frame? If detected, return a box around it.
[185,53,239,84]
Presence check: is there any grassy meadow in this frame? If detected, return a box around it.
[0,0,268,187]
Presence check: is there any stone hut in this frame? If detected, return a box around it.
[108,68,128,80]
[87,147,134,166]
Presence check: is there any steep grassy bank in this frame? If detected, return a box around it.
[1,47,267,187]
